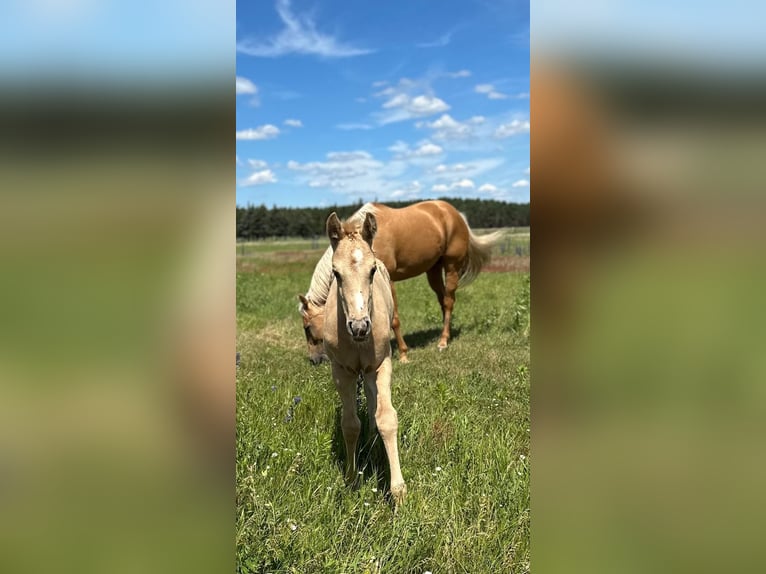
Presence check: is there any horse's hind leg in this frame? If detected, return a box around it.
[437,263,461,350]
[389,282,409,363]
[332,363,361,485]
[426,264,446,318]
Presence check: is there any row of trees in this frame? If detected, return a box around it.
[236,198,530,240]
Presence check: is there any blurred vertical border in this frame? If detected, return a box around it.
[0,2,235,573]
[532,1,766,573]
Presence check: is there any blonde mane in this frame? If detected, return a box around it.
[303,203,378,308]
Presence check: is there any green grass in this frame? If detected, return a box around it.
[237,239,325,256]
[236,241,530,573]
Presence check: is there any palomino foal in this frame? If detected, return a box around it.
[322,211,406,507]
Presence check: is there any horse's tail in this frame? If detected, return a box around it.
[459,215,505,287]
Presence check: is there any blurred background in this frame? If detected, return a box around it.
[0,1,234,573]
[532,1,766,573]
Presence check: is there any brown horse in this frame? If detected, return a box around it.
[322,210,406,507]
[299,200,503,363]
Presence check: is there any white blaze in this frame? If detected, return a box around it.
[352,248,363,267]
[354,291,365,313]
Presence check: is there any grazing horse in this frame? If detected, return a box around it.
[322,211,406,506]
[299,200,503,363]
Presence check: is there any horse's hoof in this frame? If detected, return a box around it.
[391,482,407,510]
[399,354,410,364]
[437,343,447,351]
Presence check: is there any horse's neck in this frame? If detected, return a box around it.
[305,246,333,306]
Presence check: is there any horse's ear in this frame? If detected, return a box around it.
[297,294,309,314]
[326,212,343,249]
[361,213,377,246]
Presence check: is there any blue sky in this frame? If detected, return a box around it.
[236,0,529,208]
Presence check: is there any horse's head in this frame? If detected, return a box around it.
[327,211,378,343]
[298,294,327,365]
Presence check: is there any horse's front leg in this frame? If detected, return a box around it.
[332,363,361,485]
[369,357,406,507]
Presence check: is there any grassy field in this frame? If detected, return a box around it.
[236,230,530,573]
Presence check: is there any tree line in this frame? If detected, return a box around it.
[236,198,530,240]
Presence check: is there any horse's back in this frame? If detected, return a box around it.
[371,201,470,278]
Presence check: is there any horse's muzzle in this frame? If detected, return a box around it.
[347,318,371,341]
[309,353,328,366]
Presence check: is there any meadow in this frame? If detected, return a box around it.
[236,230,530,573]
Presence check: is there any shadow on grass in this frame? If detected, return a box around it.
[330,382,396,509]
[394,325,463,351]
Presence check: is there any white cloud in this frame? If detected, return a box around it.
[382,93,409,109]
[284,118,303,127]
[309,179,345,189]
[418,114,474,141]
[287,151,382,180]
[387,141,409,155]
[372,78,451,125]
[451,178,475,190]
[236,125,280,140]
[247,159,268,169]
[478,183,499,193]
[447,69,471,78]
[389,140,443,159]
[432,179,476,193]
[494,120,530,139]
[417,31,453,48]
[389,181,422,200]
[240,169,277,186]
[434,163,468,174]
[475,83,508,100]
[236,0,373,58]
[286,150,400,196]
[430,158,505,180]
[236,76,258,95]
[326,151,373,161]
[512,179,530,188]
[336,122,374,130]
[378,93,450,124]
[409,95,450,115]
[413,142,443,157]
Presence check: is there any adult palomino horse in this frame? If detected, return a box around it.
[299,200,503,364]
[323,211,406,507]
